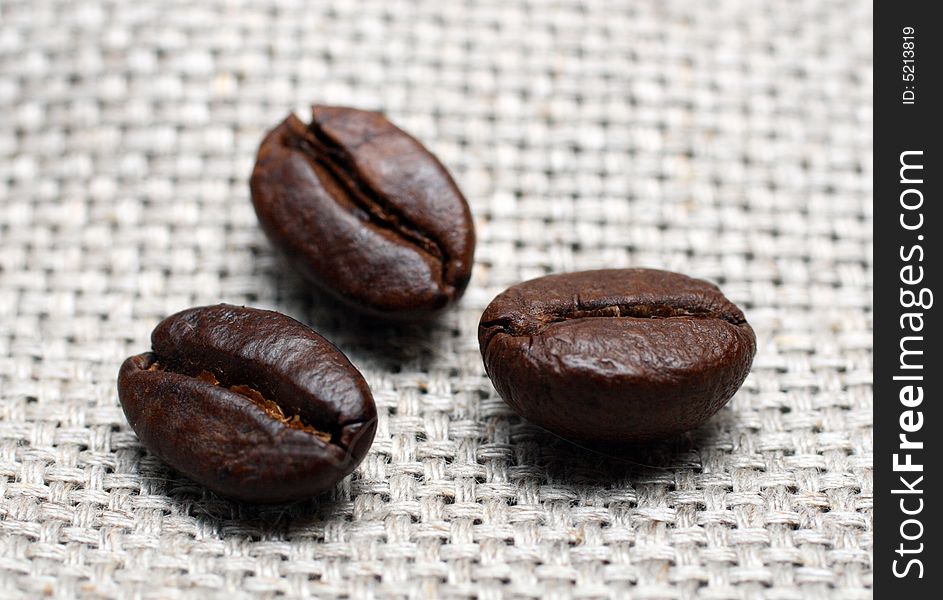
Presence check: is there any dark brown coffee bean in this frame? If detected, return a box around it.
[117,304,377,503]
[250,106,475,319]
[479,269,756,443]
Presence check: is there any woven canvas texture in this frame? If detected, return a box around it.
[0,0,873,598]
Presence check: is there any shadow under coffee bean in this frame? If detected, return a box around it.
[117,304,377,504]
[479,268,756,444]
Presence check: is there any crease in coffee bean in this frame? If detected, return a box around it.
[482,301,747,338]
[147,359,335,445]
[286,120,451,275]
[558,301,746,326]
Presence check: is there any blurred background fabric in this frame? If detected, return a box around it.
[0,0,872,598]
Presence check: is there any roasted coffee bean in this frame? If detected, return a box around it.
[250,106,475,319]
[117,304,377,503]
[479,269,756,443]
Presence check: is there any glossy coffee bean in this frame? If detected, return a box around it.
[479,269,756,443]
[117,304,377,503]
[250,106,475,319]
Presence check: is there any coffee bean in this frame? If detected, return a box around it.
[117,304,377,503]
[478,269,756,443]
[250,106,475,319]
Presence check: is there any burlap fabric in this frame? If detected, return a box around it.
[0,0,873,597]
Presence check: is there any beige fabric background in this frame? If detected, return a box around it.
[0,0,872,598]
